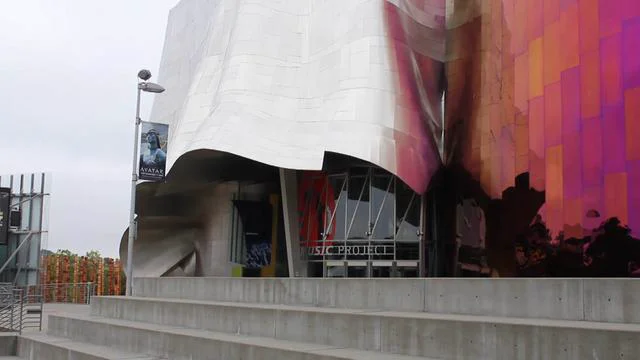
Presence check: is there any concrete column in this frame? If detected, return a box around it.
[279,168,307,277]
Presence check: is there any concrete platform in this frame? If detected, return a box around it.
[17,333,161,360]
[18,277,640,359]
[47,313,433,360]
[30,303,91,333]
[89,295,640,359]
[133,277,640,323]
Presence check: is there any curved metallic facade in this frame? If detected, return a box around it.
[151,0,444,194]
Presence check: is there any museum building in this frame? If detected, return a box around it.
[120,0,640,279]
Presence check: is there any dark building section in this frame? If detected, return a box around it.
[422,0,640,277]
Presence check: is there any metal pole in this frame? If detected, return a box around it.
[126,86,142,296]
[38,297,43,331]
[419,193,426,277]
[18,289,23,334]
[35,173,46,292]
[10,291,14,330]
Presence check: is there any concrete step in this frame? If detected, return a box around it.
[0,357,20,360]
[47,313,436,360]
[0,334,16,356]
[16,333,162,360]
[89,295,640,359]
[132,277,640,324]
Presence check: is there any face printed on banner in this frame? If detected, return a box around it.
[139,122,169,181]
[146,132,160,150]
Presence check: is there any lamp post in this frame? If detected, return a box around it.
[126,69,165,296]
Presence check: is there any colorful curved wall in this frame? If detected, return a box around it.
[440,0,640,276]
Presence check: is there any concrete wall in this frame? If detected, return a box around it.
[133,277,640,324]
[89,295,640,360]
[192,183,236,277]
[0,333,16,356]
[127,228,201,277]
[121,179,279,279]
[192,181,274,277]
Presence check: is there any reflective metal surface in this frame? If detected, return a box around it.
[151,0,444,194]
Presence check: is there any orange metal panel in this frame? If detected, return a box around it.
[528,37,544,99]
[579,0,600,53]
[559,3,580,69]
[601,34,623,106]
[543,21,562,85]
[580,50,601,118]
[544,82,563,146]
[604,173,629,224]
[514,53,529,112]
[624,87,640,160]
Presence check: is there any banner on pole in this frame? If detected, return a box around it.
[0,187,10,245]
[139,122,169,181]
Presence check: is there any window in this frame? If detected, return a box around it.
[229,194,245,264]
[346,168,369,240]
[371,171,395,240]
[298,166,423,264]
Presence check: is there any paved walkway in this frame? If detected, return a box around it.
[25,303,90,332]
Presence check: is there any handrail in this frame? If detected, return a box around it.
[22,283,96,304]
[0,282,95,334]
[0,287,24,333]
[0,284,46,334]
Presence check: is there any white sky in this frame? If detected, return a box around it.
[0,0,180,257]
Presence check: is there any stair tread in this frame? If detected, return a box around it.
[52,313,436,360]
[101,295,640,332]
[20,332,162,359]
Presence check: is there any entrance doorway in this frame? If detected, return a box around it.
[324,260,419,278]
[298,167,425,278]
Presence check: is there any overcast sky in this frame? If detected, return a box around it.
[0,0,179,257]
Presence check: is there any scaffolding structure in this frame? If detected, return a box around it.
[0,173,50,287]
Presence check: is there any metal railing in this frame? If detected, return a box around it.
[0,283,26,333]
[20,291,44,332]
[0,282,95,334]
[25,282,96,304]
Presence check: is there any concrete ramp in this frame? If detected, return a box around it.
[119,218,201,278]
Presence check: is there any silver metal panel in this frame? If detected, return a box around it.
[126,0,447,278]
[150,0,444,194]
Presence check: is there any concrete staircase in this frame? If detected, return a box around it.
[0,333,18,360]
[6,278,640,359]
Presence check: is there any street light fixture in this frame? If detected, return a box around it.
[126,69,165,296]
[139,82,165,93]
